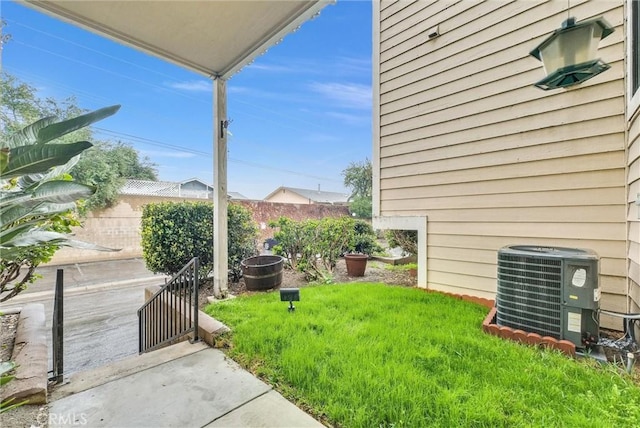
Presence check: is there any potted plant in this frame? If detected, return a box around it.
[344,220,380,277]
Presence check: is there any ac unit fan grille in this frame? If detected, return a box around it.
[496,254,562,339]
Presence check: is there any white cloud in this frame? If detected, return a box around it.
[164,80,212,92]
[334,56,371,76]
[325,111,370,125]
[309,82,372,110]
[247,63,297,73]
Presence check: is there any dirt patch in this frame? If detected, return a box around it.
[1,314,18,362]
[599,328,640,385]
[198,258,416,310]
[0,313,49,428]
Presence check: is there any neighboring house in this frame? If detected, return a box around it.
[228,192,250,201]
[264,186,350,205]
[179,178,214,199]
[121,178,241,200]
[372,1,639,327]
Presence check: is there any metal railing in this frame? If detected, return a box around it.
[138,258,199,354]
[50,269,64,383]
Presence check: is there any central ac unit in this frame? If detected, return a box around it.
[496,245,600,349]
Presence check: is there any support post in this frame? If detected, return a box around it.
[213,77,228,298]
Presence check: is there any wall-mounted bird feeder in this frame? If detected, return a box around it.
[530,16,614,90]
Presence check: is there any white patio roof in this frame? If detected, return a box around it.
[22,0,332,78]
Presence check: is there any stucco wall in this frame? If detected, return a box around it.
[233,199,350,243]
[46,195,349,265]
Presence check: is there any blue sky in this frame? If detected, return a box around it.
[1,0,372,200]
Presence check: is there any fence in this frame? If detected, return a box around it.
[137,258,199,353]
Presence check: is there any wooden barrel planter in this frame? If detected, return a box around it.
[344,254,368,277]
[241,255,284,291]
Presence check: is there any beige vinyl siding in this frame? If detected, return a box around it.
[629,109,640,318]
[377,0,627,314]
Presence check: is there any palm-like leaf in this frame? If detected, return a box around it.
[0,149,8,173]
[1,229,119,252]
[15,153,81,191]
[0,361,16,378]
[1,202,77,226]
[2,116,56,149]
[36,105,120,144]
[0,180,95,206]
[0,221,40,246]
[1,142,92,178]
[1,106,122,289]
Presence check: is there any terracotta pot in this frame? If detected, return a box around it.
[344,254,368,277]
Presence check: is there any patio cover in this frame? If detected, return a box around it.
[23,0,331,78]
[22,0,332,296]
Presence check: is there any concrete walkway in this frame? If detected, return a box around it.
[49,341,323,428]
[23,258,167,297]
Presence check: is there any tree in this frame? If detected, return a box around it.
[1,72,87,141]
[1,72,158,213]
[342,158,372,218]
[1,106,121,302]
[71,142,157,212]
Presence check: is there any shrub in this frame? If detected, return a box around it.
[350,220,382,255]
[348,195,372,219]
[271,216,352,280]
[267,217,307,271]
[385,229,418,255]
[271,216,378,281]
[141,202,257,280]
[227,204,259,281]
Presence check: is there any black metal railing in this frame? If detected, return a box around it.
[50,269,64,383]
[138,258,199,354]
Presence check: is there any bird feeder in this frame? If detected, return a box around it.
[530,16,614,90]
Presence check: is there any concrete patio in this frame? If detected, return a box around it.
[49,341,323,428]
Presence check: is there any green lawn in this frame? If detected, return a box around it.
[205,283,640,427]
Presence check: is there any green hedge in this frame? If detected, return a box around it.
[141,202,257,280]
[269,216,379,281]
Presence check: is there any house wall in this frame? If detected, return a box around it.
[265,189,312,204]
[627,0,640,335]
[629,109,640,317]
[46,195,349,265]
[375,0,628,319]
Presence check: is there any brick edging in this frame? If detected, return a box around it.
[423,289,495,309]
[423,289,576,357]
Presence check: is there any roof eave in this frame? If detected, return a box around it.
[220,0,333,79]
[22,0,334,79]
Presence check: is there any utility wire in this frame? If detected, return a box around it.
[6,63,321,135]
[92,127,341,183]
[7,67,332,166]
[8,24,327,131]
[5,33,344,182]
[5,18,184,82]
[13,40,209,104]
